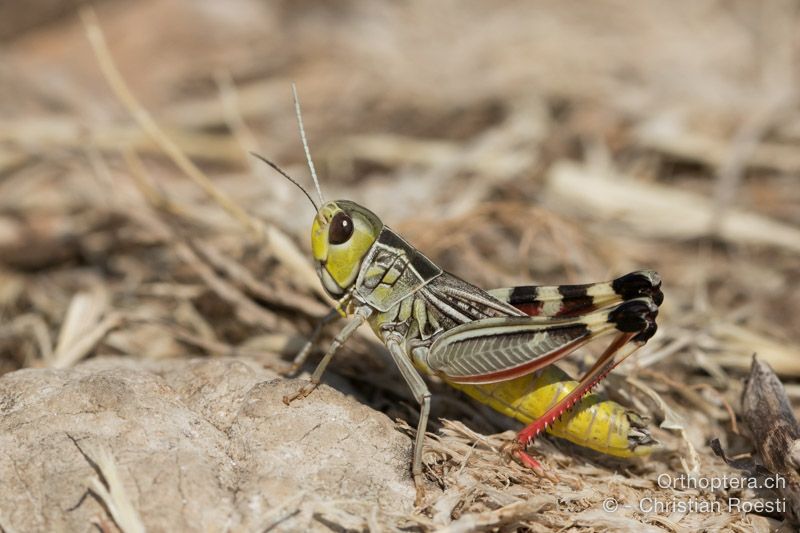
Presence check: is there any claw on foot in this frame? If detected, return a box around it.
[502,440,559,482]
[282,380,318,405]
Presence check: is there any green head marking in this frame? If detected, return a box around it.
[312,200,383,296]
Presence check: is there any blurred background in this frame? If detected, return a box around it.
[1,0,799,522]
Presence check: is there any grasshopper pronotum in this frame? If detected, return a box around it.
[262,86,662,504]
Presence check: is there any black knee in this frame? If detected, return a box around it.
[608,297,659,339]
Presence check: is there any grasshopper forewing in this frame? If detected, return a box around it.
[260,90,662,505]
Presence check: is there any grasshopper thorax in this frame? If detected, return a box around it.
[311,200,383,296]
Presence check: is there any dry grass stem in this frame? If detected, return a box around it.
[72,439,146,533]
[80,7,326,301]
[51,290,121,369]
[79,7,260,237]
[546,162,800,253]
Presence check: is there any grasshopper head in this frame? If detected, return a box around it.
[311,200,383,296]
[248,95,382,298]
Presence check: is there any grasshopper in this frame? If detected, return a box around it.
[260,87,662,503]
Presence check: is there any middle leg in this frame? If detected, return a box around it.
[385,336,432,507]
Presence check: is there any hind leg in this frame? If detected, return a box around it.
[509,298,659,471]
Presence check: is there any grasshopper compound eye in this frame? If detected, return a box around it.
[328,212,354,244]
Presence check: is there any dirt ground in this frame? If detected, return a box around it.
[1,1,800,531]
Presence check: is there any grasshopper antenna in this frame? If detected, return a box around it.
[291,83,325,205]
[250,152,319,212]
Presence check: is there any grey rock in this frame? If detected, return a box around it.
[0,357,414,532]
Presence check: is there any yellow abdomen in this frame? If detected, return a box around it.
[449,365,657,458]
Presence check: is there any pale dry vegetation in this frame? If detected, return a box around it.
[1,1,799,531]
